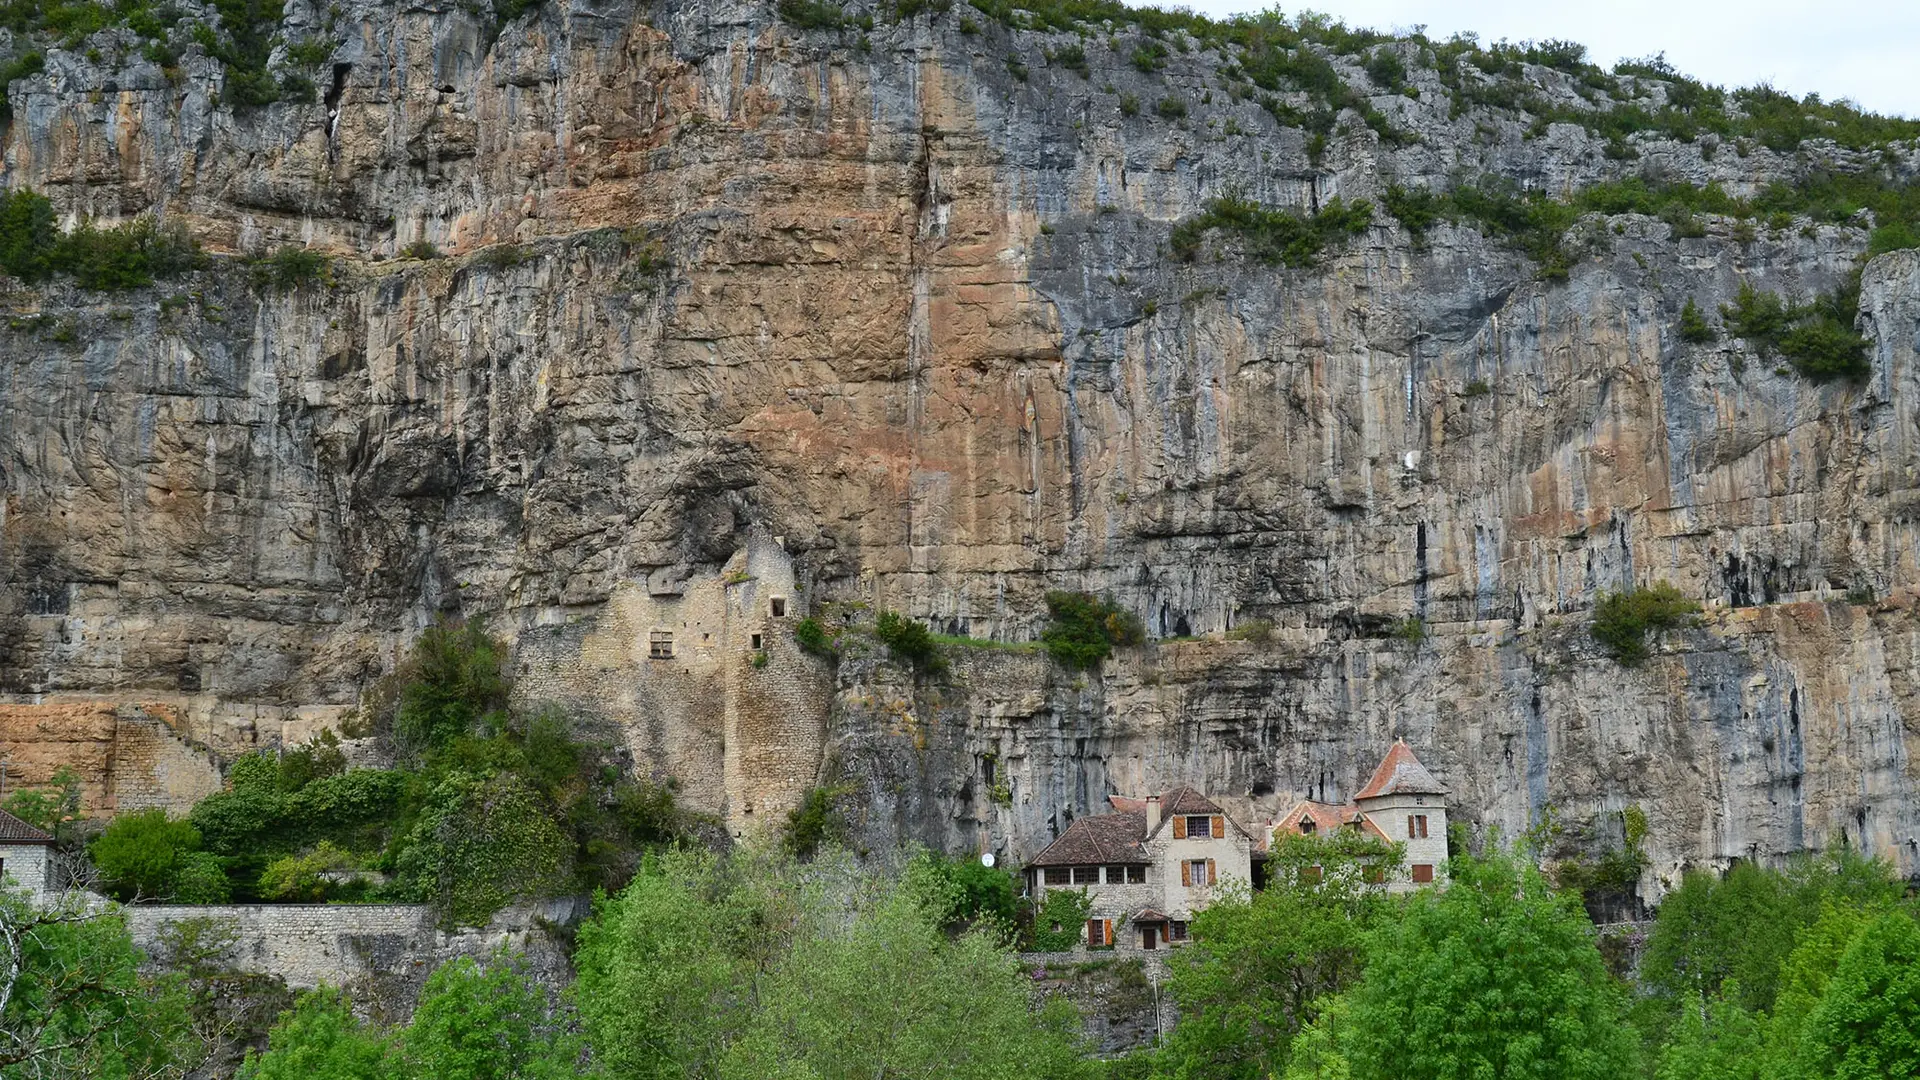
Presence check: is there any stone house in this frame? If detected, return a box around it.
[1272,740,1450,890]
[1025,786,1255,951]
[0,808,56,901]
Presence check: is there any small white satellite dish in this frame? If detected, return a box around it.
[980,852,996,868]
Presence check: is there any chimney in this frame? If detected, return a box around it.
[1145,794,1161,833]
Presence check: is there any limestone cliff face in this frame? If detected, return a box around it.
[3,0,1919,897]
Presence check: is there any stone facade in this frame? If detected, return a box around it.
[0,841,53,898]
[0,701,225,816]
[513,530,833,835]
[1027,788,1255,952]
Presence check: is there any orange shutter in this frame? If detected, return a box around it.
[1181,861,1191,887]
[1104,919,1114,946]
[1206,858,1217,885]
[1211,815,1224,838]
[1173,815,1186,839]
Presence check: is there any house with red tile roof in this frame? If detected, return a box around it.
[1272,740,1450,891]
[1024,786,1255,952]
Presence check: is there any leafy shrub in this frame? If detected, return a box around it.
[1720,279,1870,379]
[1678,298,1717,344]
[0,188,58,283]
[1118,92,1140,117]
[1170,195,1373,268]
[400,239,442,260]
[1047,43,1088,77]
[472,243,531,271]
[920,853,1019,929]
[793,616,838,658]
[1156,95,1187,119]
[249,245,331,291]
[1381,183,1444,243]
[392,770,570,927]
[1040,591,1143,669]
[1130,40,1167,72]
[783,784,850,858]
[259,841,354,901]
[874,611,943,673]
[1365,47,1405,89]
[52,217,203,290]
[391,620,511,751]
[1590,582,1700,666]
[89,809,206,901]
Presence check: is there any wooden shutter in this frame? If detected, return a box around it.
[1087,919,1102,945]
[1206,858,1217,885]
[1211,815,1224,838]
[1172,815,1187,839]
[1181,861,1191,886]
[1104,919,1114,946]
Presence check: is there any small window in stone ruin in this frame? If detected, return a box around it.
[1044,866,1070,885]
[649,631,674,659]
[751,633,763,650]
[770,597,787,617]
[1127,865,1147,884]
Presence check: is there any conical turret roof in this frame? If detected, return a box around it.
[1354,739,1448,800]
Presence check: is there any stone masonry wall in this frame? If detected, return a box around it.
[123,902,573,1021]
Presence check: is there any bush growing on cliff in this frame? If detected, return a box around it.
[1678,297,1717,344]
[1040,591,1143,669]
[249,245,332,291]
[1719,278,1870,379]
[874,610,945,673]
[1590,582,1700,666]
[793,616,838,657]
[1170,195,1373,268]
[389,619,511,752]
[782,784,851,858]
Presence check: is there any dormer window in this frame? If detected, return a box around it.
[1299,819,1317,835]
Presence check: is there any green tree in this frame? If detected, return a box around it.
[1156,832,1402,1079]
[0,890,199,1078]
[1591,582,1700,666]
[1793,912,1920,1079]
[571,847,764,1080]
[718,863,1090,1080]
[1641,851,1901,1015]
[393,953,577,1080]
[1343,849,1637,1080]
[238,988,390,1080]
[88,807,206,901]
[1654,989,1767,1080]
